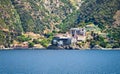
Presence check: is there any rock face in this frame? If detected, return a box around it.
[113,10,120,26]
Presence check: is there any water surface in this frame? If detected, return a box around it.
[0,50,120,74]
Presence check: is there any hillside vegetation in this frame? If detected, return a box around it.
[0,0,120,48]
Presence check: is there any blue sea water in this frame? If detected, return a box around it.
[0,50,120,74]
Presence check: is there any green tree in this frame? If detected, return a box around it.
[28,42,34,48]
[17,35,31,42]
[33,39,40,44]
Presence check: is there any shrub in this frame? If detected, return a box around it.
[17,35,31,42]
[28,42,34,48]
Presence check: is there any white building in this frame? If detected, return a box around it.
[70,28,86,41]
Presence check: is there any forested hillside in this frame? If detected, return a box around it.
[0,0,120,48]
[59,0,120,48]
[77,0,120,48]
[60,0,120,30]
[0,0,82,46]
[0,0,82,32]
